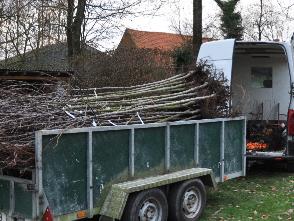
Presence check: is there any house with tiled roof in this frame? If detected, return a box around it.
[117,28,213,69]
[118,28,212,51]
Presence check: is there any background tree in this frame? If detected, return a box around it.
[215,0,243,39]
[242,0,294,41]
[0,0,67,61]
[193,0,202,59]
[66,0,167,58]
[0,0,167,60]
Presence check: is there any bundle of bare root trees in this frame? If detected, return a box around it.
[0,63,229,169]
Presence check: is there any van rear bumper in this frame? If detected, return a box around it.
[246,151,294,161]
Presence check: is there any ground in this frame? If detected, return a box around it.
[200,164,294,221]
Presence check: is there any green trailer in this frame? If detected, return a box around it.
[0,117,246,221]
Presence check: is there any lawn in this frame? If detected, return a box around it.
[200,167,294,221]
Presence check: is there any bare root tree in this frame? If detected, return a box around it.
[0,62,230,169]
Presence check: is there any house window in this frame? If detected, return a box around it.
[251,67,273,88]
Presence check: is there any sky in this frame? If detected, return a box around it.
[104,0,294,50]
[122,0,217,33]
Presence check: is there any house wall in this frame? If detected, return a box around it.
[231,54,290,121]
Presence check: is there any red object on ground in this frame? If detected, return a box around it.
[42,207,53,221]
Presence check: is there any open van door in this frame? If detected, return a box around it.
[197,39,236,83]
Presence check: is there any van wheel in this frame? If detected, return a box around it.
[121,188,168,221]
[168,179,206,221]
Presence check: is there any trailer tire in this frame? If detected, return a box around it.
[168,179,206,221]
[121,188,168,221]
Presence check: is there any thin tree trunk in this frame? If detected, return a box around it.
[16,0,20,55]
[57,0,62,42]
[5,31,8,61]
[48,13,52,45]
[66,0,74,57]
[37,4,41,49]
[258,0,263,41]
[193,0,202,60]
[41,0,45,47]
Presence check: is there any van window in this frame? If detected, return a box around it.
[251,67,272,88]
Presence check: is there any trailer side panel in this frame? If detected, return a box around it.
[92,130,130,208]
[42,133,88,215]
[37,117,246,220]
[0,180,10,213]
[224,121,244,176]
[199,122,222,179]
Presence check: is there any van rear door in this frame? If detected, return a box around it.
[197,39,236,83]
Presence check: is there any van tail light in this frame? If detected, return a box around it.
[288,109,294,135]
[42,207,53,221]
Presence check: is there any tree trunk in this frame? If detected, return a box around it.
[67,0,86,58]
[193,0,202,60]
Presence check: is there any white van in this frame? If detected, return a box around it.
[197,39,294,170]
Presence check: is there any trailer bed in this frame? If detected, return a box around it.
[0,117,246,220]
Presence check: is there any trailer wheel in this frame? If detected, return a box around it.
[121,188,168,221]
[168,179,206,221]
[287,162,294,172]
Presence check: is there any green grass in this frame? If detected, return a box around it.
[200,169,294,221]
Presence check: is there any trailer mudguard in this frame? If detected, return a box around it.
[99,168,216,220]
